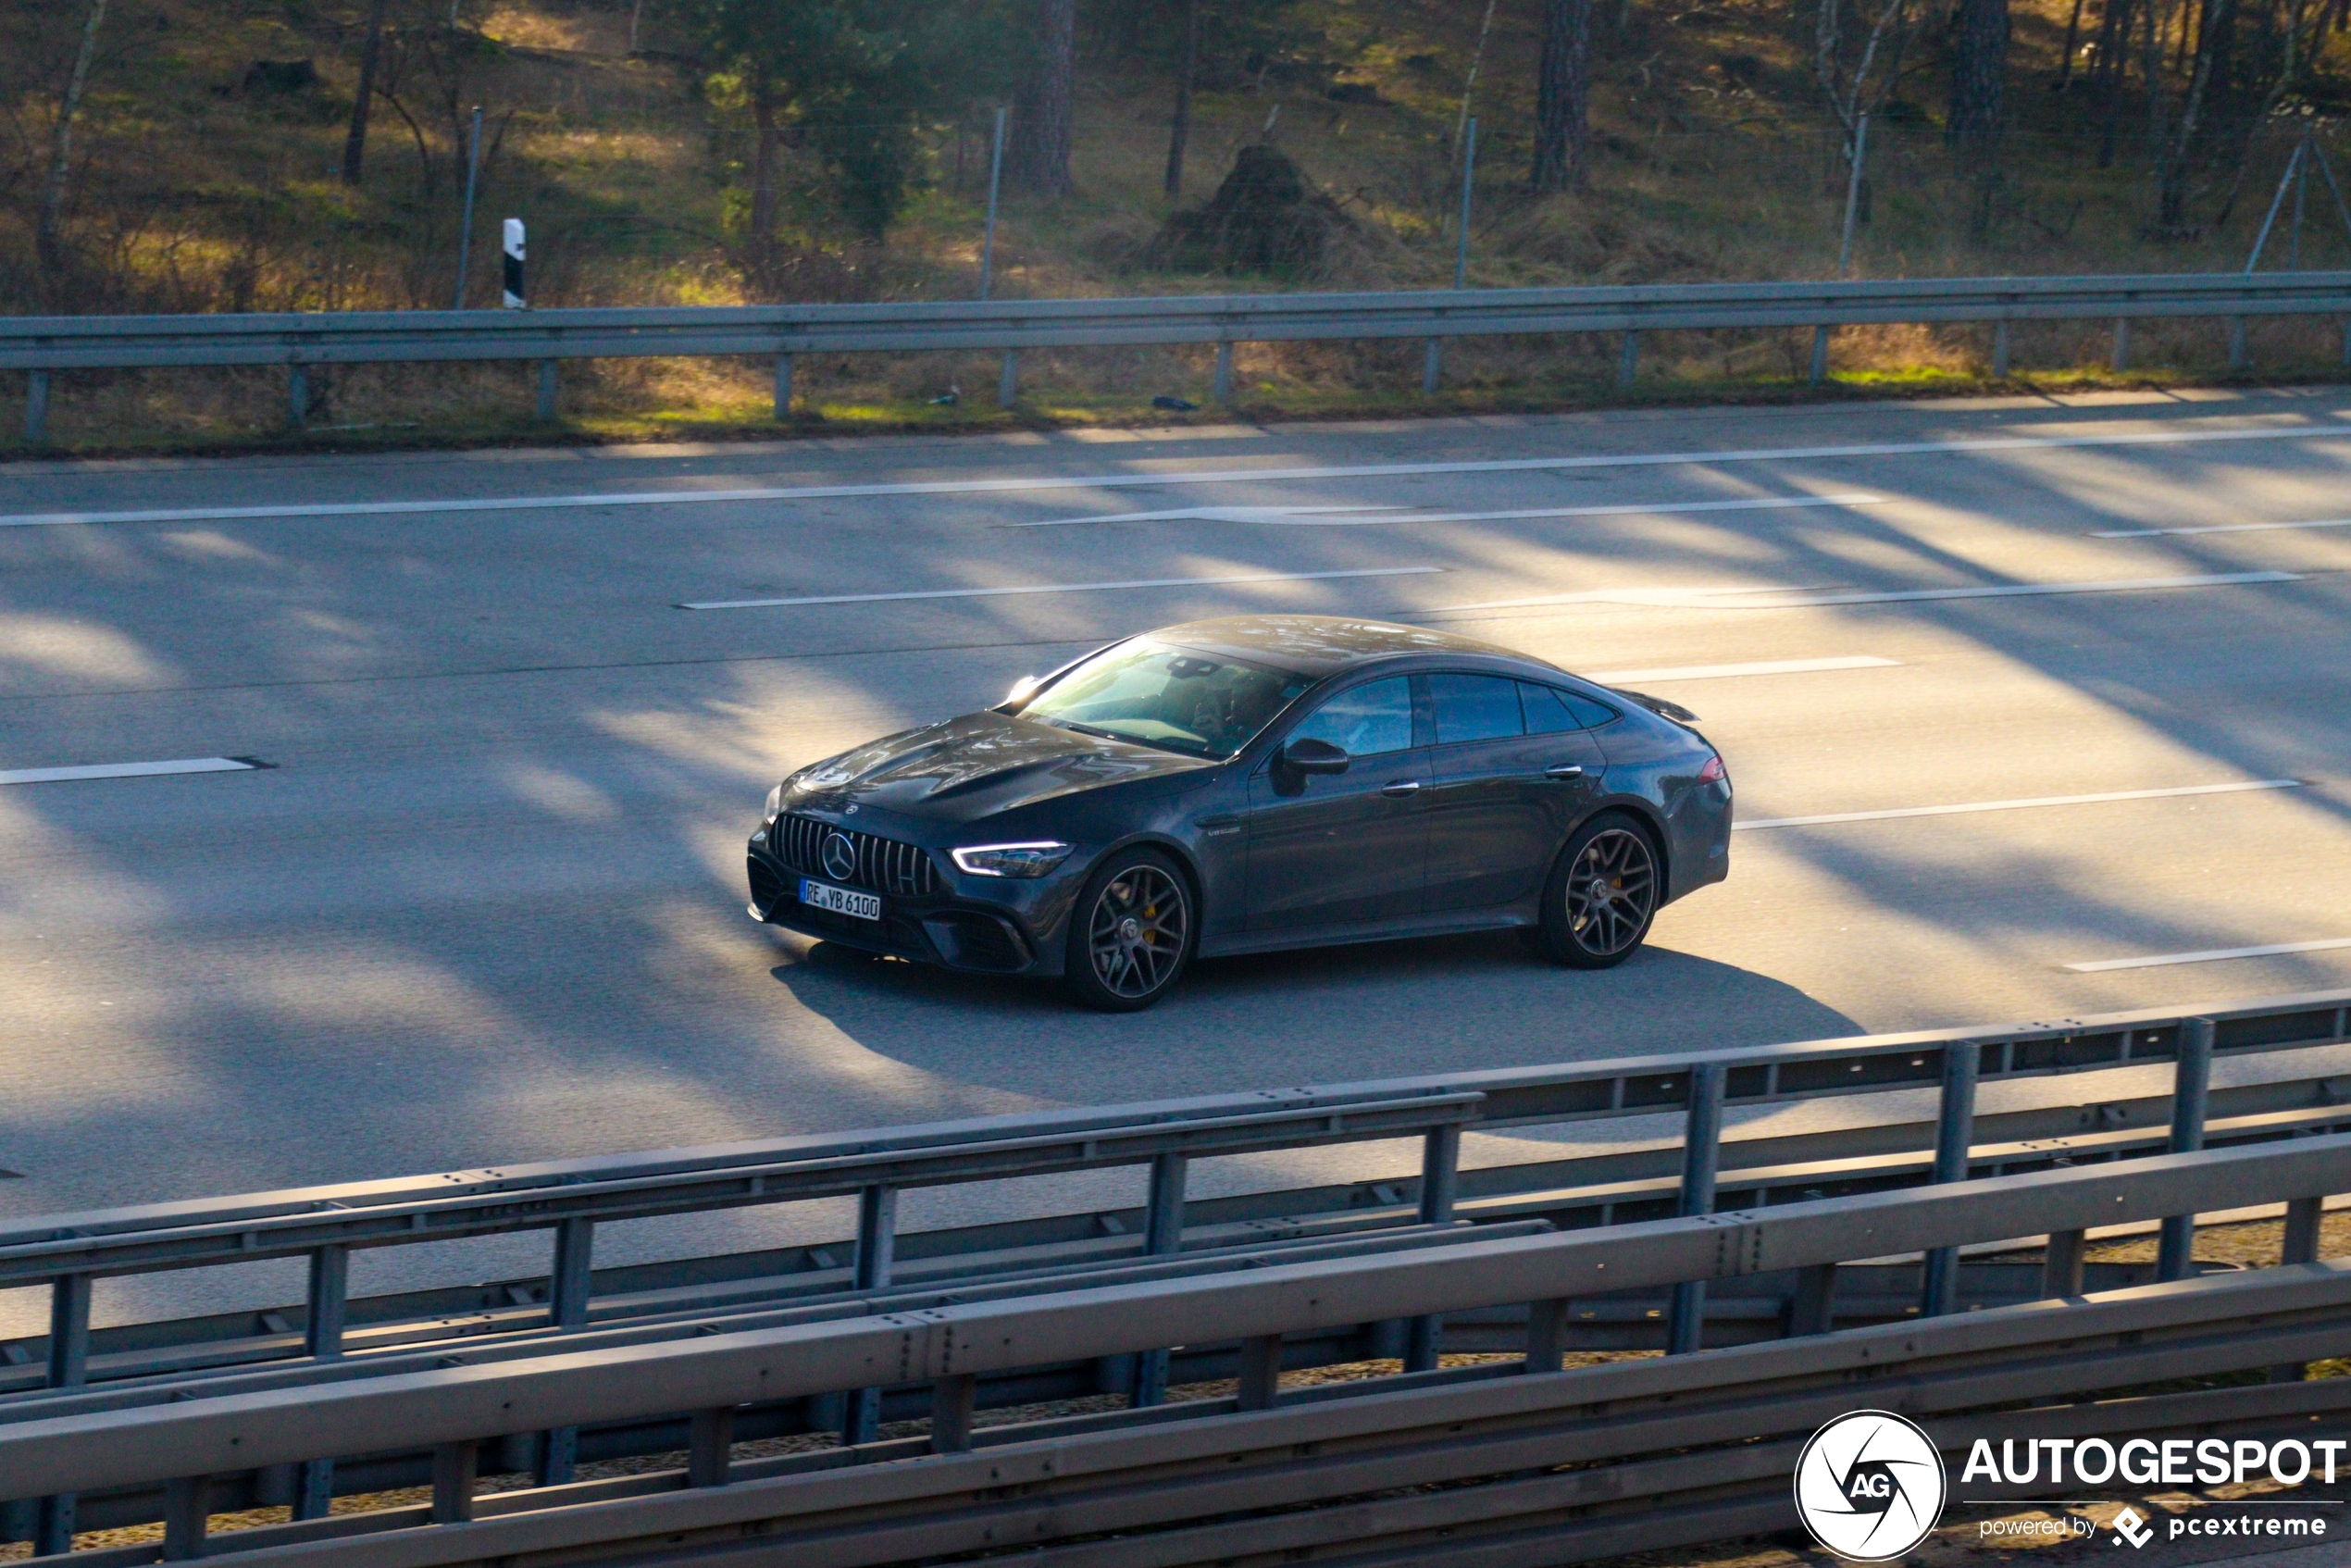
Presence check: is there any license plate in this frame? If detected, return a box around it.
[800,878,880,921]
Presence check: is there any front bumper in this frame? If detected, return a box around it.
[746,840,1061,976]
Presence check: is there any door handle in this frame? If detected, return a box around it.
[1379,780,1423,797]
[1544,765,1586,779]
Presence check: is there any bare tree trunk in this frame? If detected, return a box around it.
[2092,0,2133,165]
[2156,0,2234,228]
[37,0,109,275]
[1530,0,1593,193]
[749,77,778,271]
[2059,0,2088,83]
[1946,0,2009,168]
[1163,0,1198,198]
[1012,0,1075,196]
[343,0,392,186]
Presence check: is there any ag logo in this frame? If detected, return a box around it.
[821,830,859,881]
[1793,1411,1948,1561]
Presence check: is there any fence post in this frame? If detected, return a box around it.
[1404,1123,1462,1373]
[33,1275,92,1556]
[1130,1153,1187,1407]
[2112,317,2132,371]
[1809,325,1830,385]
[502,218,526,309]
[1618,331,1639,389]
[453,105,483,309]
[161,1476,210,1562]
[1423,117,1476,398]
[1664,1063,1724,1355]
[1920,1041,1981,1317]
[998,351,1019,409]
[532,1219,594,1487]
[2272,1194,2326,1382]
[23,370,48,444]
[1213,341,1234,402]
[978,106,1006,301]
[774,353,793,420]
[2157,1016,2216,1282]
[845,1184,898,1443]
[429,1442,477,1524]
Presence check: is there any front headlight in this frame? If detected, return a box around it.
[952,841,1075,878]
[763,784,785,824]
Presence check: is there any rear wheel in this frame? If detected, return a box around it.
[1536,813,1661,970]
[1063,849,1194,1012]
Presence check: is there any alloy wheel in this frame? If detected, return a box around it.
[1086,865,1189,999]
[1564,828,1658,959]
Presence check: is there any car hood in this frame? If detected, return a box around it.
[787,711,1215,820]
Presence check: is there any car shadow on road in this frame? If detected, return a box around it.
[769,930,1860,1105]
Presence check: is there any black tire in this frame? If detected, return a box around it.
[1536,812,1661,970]
[1063,848,1196,1012]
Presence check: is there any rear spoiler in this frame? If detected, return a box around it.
[1609,688,1700,724]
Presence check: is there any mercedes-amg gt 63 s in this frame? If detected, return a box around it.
[747,616,1733,1011]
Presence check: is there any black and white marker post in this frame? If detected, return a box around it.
[504,218,558,419]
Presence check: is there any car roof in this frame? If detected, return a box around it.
[1145,615,1554,679]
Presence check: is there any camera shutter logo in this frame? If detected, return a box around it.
[1793,1411,1948,1561]
[821,831,859,882]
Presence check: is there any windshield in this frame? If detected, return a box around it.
[1019,641,1310,759]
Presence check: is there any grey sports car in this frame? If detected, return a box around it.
[748,616,1733,1010]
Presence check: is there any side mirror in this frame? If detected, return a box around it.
[1280,738,1351,775]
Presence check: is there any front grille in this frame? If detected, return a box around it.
[770,814,939,898]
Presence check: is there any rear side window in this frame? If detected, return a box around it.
[1430,673,1525,745]
[1287,676,1414,757]
[1521,682,1620,732]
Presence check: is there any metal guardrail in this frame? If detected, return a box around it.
[2,1134,2343,1567]
[7,270,2348,438]
[2,991,2343,1413]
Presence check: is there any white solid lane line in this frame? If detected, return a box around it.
[1735,778,2305,831]
[1014,494,1885,528]
[1587,656,1900,683]
[2065,938,2351,973]
[1443,569,2302,614]
[4,422,2342,528]
[0,757,257,786]
[678,566,1444,611]
[2093,516,2351,538]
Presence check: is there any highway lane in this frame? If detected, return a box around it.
[3,386,2349,1330]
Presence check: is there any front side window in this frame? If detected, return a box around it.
[1285,676,1414,757]
[1018,641,1309,759]
[1430,673,1526,745]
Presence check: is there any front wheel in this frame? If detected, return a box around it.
[1063,849,1195,1012]
[1536,813,1661,970]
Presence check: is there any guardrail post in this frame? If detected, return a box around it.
[429,1441,477,1524]
[23,370,48,444]
[1523,1297,1568,1374]
[931,1374,977,1452]
[1665,1063,1724,1355]
[998,351,1019,409]
[773,354,793,419]
[33,1274,92,1556]
[1213,341,1235,402]
[2112,317,2132,371]
[687,1407,733,1487]
[1809,326,1830,386]
[1617,331,1639,390]
[2342,317,2350,366]
[1920,1041,1982,1317]
[532,1218,594,1487]
[1403,1123,1462,1373]
[2041,1228,2086,1298]
[2158,1017,2216,1281]
[1787,1263,1837,1335]
[1131,1152,1187,1406]
[1422,339,1446,395]
[1237,1334,1283,1410]
[288,366,307,432]
[536,360,559,421]
[1992,320,2011,378]
[2271,1194,2326,1382]
[290,1243,349,1519]
[161,1476,209,1561]
[845,1184,898,1443]
[2228,317,2248,370]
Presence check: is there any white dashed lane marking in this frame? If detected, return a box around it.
[1586,656,1900,683]
[1735,778,2305,831]
[2064,938,2351,973]
[678,566,1443,611]
[0,757,259,786]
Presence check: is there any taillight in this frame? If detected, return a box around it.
[1698,754,1727,786]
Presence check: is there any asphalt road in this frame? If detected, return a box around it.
[4,386,2349,1328]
